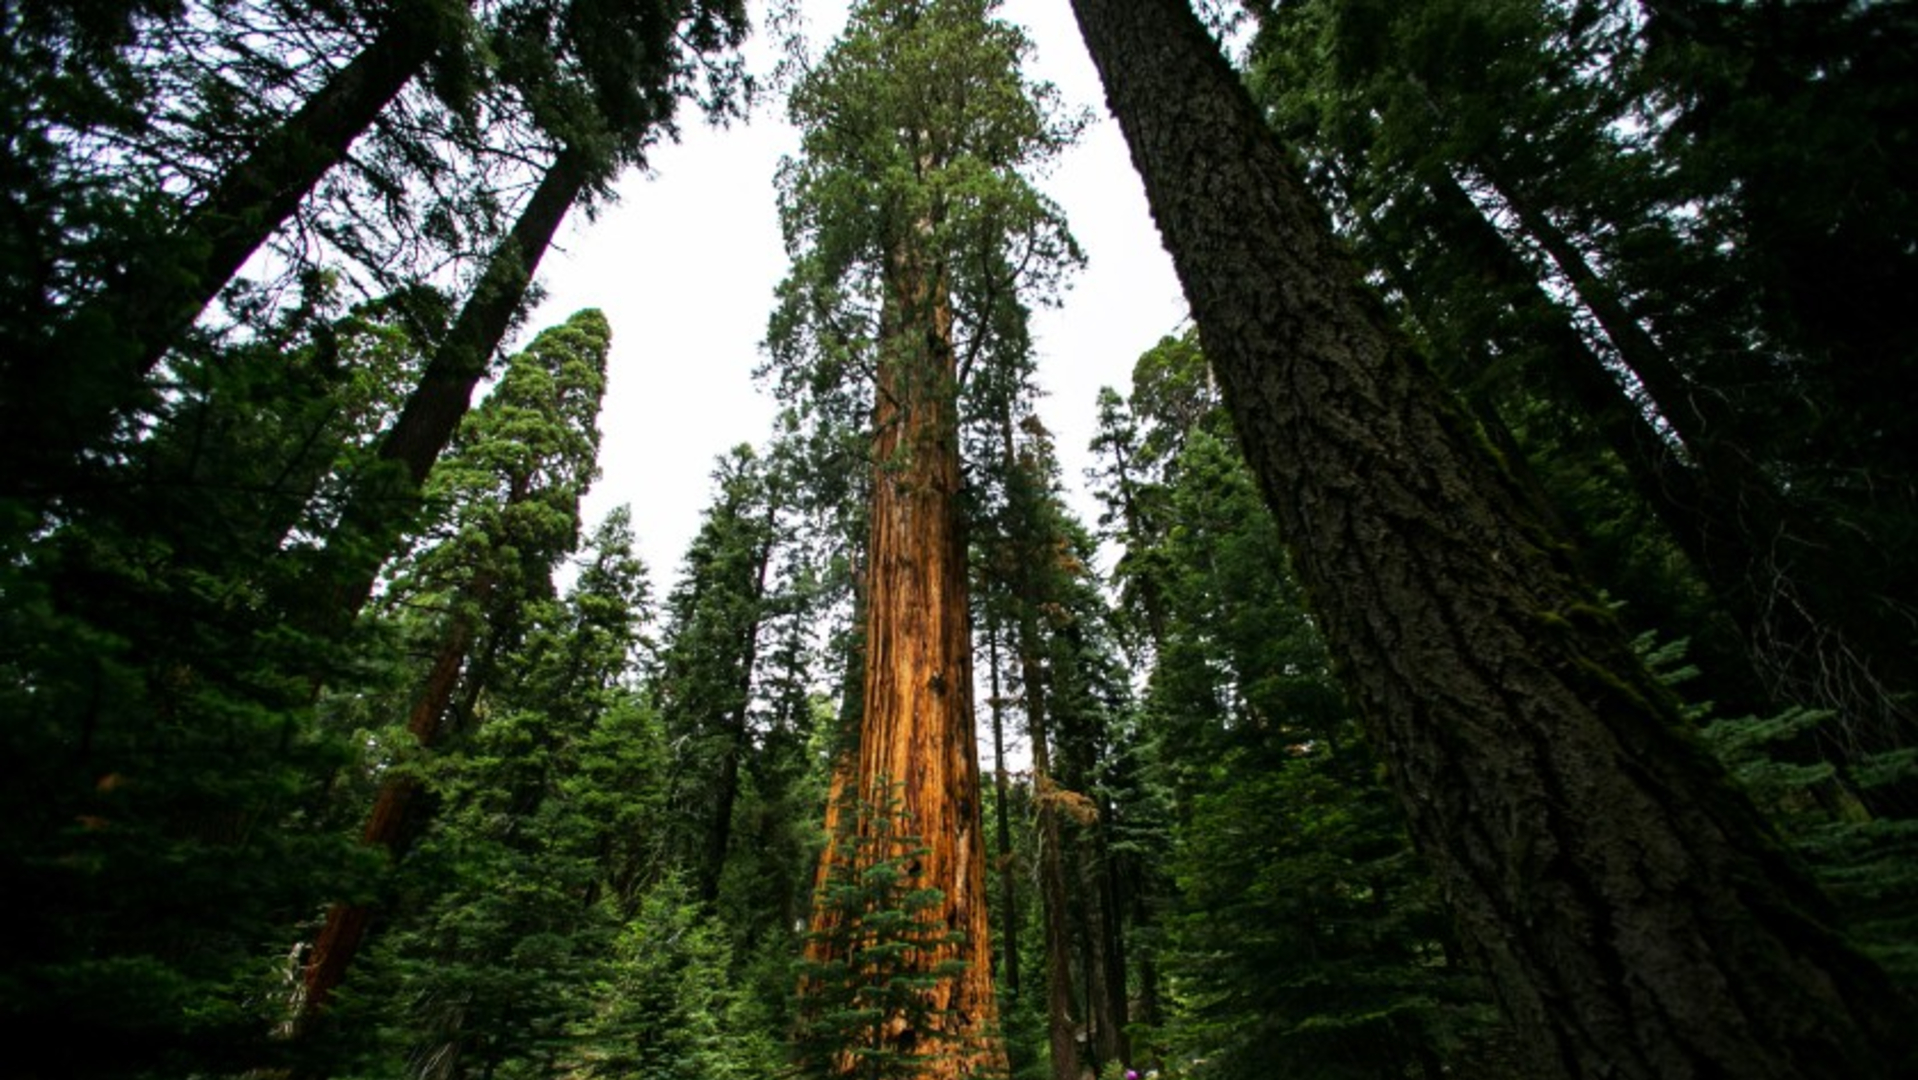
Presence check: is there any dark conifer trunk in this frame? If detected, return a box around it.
[1082,819,1128,1069]
[1101,434,1168,646]
[1067,2,1918,1077]
[302,146,590,635]
[374,146,591,491]
[9,9,444,506]
[1489,170,1914,766]
[1020,641,1081,1080]
[984,615,1022,998]
[700,524,773,904]
[995,410,1084,1080]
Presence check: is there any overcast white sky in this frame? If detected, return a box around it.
[526,0,1188,592]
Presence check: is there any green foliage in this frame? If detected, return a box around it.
[1700,703,1918,989]
[0,333,388,1074]
[764,0,1082,467]
[580,873,785,1079]
[1164,736,1511,1080]
[332,509,748,1078]
[797,780,969,1080]
[1088,336,1514,1079]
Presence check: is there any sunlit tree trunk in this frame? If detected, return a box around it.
[805,232,1004,1077]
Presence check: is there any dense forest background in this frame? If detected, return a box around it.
[2,1,1914,1079]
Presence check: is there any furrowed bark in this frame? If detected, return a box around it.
[1067,2,1918,1077]
[805,233,1004,1077]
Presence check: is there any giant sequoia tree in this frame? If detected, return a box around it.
[1066,2,1916,1078]
[767,1,1078,1074]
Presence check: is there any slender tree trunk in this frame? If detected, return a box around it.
[376,147,591,491]
[1020,638,1081,1080]
[1046,619,1126,1074]
[700,528,773,903]
[1083,819,1128,1070]
[299,571,487,1021]
[1411,173,1714,564]
[1067,2,1917,1077]
[804,234,1003,1077]
[9,9,444,505]
[301,146,591,636]
[985,612,1021,998]
[1103,435,1168,647]
[996,410,1083,1080]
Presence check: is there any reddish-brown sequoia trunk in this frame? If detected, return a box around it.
[804,239,1003,1077]
[298,580,486,1019]
[1068,1,1917,1077]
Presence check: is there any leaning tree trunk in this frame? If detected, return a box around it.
[9,7,445,508]
[1066,2,1917,1078]
[1485,168,1914,778]
[298,563,493,1024]
[299,146,591,638]
[803,236,1004,1078]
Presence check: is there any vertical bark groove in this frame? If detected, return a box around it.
[805,236,1003,1077]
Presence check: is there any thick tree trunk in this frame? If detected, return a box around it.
[804,237,1003,1077]
[1067,2,1917,1077]
[9,10,442,505]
